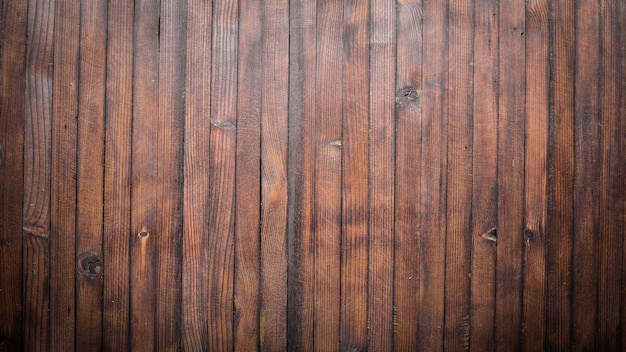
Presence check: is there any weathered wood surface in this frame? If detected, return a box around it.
[1,0,625,350]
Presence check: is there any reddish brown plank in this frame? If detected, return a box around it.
[418,0,448,349]
[340,0,369,350]
[393,0,421,350]
[0,0,27,350]
[572,0,601,349]
[495,0,525,349]
[23,0,54,349]
[545,0,574,349]
[314,1,342,350]
[470,0,498,350]
[130,0,160,349]
[103,0,133,350]
[444,0,473,350]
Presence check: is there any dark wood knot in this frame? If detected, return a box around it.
[395,86,420,108]
[77,252,103,277]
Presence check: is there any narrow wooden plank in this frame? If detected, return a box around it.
[418,0,448,349]
[596,0,623,349]
[495,0,525,349]
[75,0,107,349]
[444,0,473,350]
[393,0,422,350]
[103,0,133,350]
[259,0,289,350]
[0,1,27,350]
[208,0,238,349]
[544,0,574,349]
[368,0,395,350]
[23,0,54,348]
[233,0,260,350]
[182,0,211,350]
[521,0,549,350]
[340,0,369,350]
[571,0,601,349]
[286,0,316,350]
[130,0,159,349]
[470,0,498,350]
[314,0,342,350]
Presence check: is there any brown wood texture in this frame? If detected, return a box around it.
[1,0,625,350]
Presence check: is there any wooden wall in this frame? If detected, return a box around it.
[1,0,625,350]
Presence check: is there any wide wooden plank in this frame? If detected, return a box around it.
[130,0,159,349]
[521,0,549,350]
[314,0,342,350]
[207,0,238,349]
[0,0,27,350]
[103,0,133,350]
[340,0,369,350]
[444,0,473,350]
[495,0,525,349]
[23,0,54,349]
[418,0,448,349]
[572,0,601,349]
[393,0,421,350]
[470,0,498,350]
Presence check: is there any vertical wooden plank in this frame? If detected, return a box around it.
[0,0,27,350]
[208,0,238,350]
[182,0,211,350]
[287,0,316,350]
[130,0,159,349]
[75,0,107,349]
[495,0,525,349]
[521,0,548,350]
[259,0,289,350]
[368,0,395,350]
[23,0,54,349]
[572,0,600,349]
[596,0,623,349]
[234,0,260,350]
[393,0,422,350]
[470,0,498,350]
[340,0,369,350]
[418,0,447,349]
[314,0,342,350]
[157,0,185,350]
[444,0,473,350]
[103,0,133,349]
[545,0,574,349]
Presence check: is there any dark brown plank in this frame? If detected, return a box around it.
[0,0,27,350]
[368,0,395,350]
[182,0,211,350]
[23,0,54,349]
[470,0,498,350]
[545,0,574,349]
[234,0,260,350]
[393,0,421,350]
[418,0,448,349]
[208,0,238,350]
[314,0,342,350]
[572,0,601,349]
[521,0,549,350]
[286,0,316,349]
[495,0,525,349]
[259,0,289,350]
[596,0,623,349]
[444,0,473,350]
[340,0,369,350]
[103,0,133,350]
[130,0,159,349]
[75,0,107,349]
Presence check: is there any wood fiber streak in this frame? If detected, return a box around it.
[0,0,27,350]
[23,0,54,349]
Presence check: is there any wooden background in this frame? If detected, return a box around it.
[1,0,625,350]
